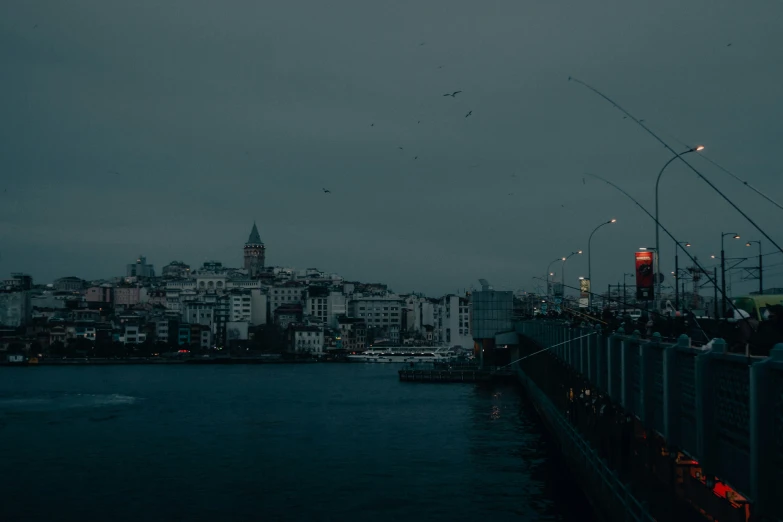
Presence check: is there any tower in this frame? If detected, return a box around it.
[243,222,266,277]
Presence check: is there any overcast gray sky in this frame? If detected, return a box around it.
[1,0,782,296]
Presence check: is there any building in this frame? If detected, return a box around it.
[470,281,513,366]
[114,286,141,307]
[121,324,146,344]
[3,273,33,291]
[0,290,32,327]
[347,295,403,329]
[306,287,347,328]
[162,261,191,279]
[127,255,155,278]
[243,222,266,278]
[228,291,252,322]
[437,294,473,348]
[269,282,306,314]
[274,304,303,330]
[337,316,367,353]
[182,302,215,331]
[53,277,85,292]
[289,324,324,354]
[85,285,113,304]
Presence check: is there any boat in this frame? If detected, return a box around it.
[346,345,455,363]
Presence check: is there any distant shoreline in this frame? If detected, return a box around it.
[0,357,333,367]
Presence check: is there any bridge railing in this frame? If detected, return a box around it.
[517,320,783,521]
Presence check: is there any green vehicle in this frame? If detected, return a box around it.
[731,294,783,321]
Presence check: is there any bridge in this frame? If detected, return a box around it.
[512,320,783,522]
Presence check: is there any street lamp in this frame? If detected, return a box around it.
[721,232,741,317]
[562,251,583,298]
[674,241,691,311]
[587,218,616,309]
[654,145,705,300]
[746,240,763,295]
[546,258,563,297]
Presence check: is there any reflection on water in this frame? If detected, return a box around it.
[0,365,592,522]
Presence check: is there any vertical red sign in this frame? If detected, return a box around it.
[635,251,655,300]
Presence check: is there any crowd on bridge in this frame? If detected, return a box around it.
[527,304,783,357]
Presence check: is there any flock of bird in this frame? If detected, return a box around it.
[321,65,474,195]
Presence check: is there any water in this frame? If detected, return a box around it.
[0,364,593,522]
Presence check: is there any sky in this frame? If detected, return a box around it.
[1,0,782,297]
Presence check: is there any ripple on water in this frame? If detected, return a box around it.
[0,393,140,413]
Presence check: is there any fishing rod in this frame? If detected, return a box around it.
[569,76,783,257]
[584,172,757,336]
[498,331,598,369]
[650,123,783,213]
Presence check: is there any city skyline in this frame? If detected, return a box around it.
[2,0,782,296]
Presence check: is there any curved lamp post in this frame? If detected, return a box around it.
[546,257,564,297]
[561,250,583,298]
[654,145,704,302]
[587,219,616,309]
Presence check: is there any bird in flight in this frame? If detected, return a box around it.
[398,146,403,150]
[443,91,462,97]
[323,188,331,194]
[465,110,472,118]
[414,156,418,160]
[511,173,517,178]
[727,43,733,47]
[417,120,420,124]
[370,123,374,127]
[419,42,425,46]
[437,65,444,69]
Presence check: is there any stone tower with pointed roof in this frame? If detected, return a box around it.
[243,222,266,277]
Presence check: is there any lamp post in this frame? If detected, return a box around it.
[746,240,763,295]
[562,251,583,298]
[721,232,741,317]
[655,145,705,301]
[674,241,691,311]
[587,219,616,309]
[547,258,563,297]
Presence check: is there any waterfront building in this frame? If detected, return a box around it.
[288,324,324,354]
[127,255,155,278]
[243,222,266,277]
[337,316,367,352]
[436,294,473,349]
[470,280,513,365]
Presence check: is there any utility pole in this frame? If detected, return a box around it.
[713,267,719,319]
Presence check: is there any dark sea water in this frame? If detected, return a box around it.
[0,364,593,522]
